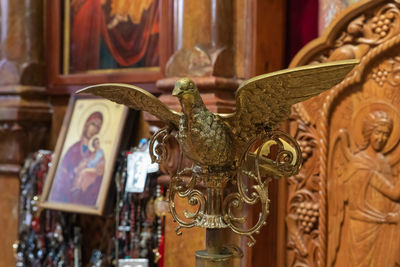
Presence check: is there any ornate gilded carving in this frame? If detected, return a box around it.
[79,60,356,252]
[288,1,400,266]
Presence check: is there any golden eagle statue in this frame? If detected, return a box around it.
[78,59,357,247]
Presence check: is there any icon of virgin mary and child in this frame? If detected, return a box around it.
[50,111,105,206]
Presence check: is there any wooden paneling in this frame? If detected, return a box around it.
[0,174,20,267]
[49,96,69,149]
[247,0,286,76]
[287,1,400,266]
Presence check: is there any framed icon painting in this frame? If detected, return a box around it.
[63,0,160,75]
[46,0,173,90]
[40,96,128,215]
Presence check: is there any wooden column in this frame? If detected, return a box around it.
[0,1,51,266]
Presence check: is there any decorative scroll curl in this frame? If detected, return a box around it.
[150,129,208,234]
[149,127,175,164]
[223,130,302,247]
[168,167,206,235]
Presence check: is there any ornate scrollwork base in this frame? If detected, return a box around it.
[150,128,302,246]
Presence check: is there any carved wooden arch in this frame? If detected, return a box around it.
[287,0,400,266]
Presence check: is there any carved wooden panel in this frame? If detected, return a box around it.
[287,0,400,266]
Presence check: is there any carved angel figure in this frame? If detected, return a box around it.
[328,110,400,267]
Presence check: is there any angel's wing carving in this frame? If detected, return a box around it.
[221,59,358,142]
[327,129,354,267]
[77,83,182,128]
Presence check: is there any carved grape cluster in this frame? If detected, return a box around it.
[372,68,389,86]
[296,202,319,233]
[372,12,395,38]
[298,139,314,161]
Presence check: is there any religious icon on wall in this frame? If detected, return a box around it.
[63,0,160,74]
[40,97,128,215]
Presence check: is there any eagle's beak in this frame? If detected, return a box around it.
[172,86,182,97]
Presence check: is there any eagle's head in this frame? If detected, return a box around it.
[172,78,203,111]
[172,78,198,98]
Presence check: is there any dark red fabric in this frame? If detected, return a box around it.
[70,0,159,71]
[99,0,159,66]
[286,0,319,65]
[71,0,102,71]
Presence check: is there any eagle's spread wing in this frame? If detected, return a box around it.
[77,83,181,128]
[221,59,358,142]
